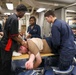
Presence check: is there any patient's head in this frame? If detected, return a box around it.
[18,46,28,54]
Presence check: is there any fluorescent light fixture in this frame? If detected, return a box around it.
[36,8,46,12]
[6,2,13,10]
[66,10,76,13]
[4,12,11,15]
[4,12,13,15]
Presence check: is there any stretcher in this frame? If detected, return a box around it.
[12,53,54,60]
[12,53,75,75]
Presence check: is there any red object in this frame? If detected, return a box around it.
[5,38,12,51]
[5,34,18,51]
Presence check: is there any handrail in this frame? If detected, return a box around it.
[52,65,74,74]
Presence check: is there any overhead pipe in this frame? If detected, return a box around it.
[64,2,76,8]
[36,1,68,7]
[30,7,34,15]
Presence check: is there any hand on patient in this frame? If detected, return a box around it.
[26,33,31,39]
[0,32,4,36]
[22,40,28,48]
[25,60,34,69]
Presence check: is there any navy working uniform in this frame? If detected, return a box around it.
[27,24,41,38]
[0,14,19,75]
[45,19,76,71]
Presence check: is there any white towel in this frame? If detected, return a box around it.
[13,51,22,56]
[30,38,43,51]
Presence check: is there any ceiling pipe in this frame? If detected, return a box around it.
[18,0,22,5]
[64,2,76,8]
[30,7,34,15]
[36,1,68,7]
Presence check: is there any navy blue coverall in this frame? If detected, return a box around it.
[27,24,41,38]
[45,19,76,70]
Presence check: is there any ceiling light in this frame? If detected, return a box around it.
[66,10,76,13]
[6,2,13,10]
[36,8,46,12]
[4,12,11,15]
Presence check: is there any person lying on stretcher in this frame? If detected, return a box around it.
[18,38,52,70]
